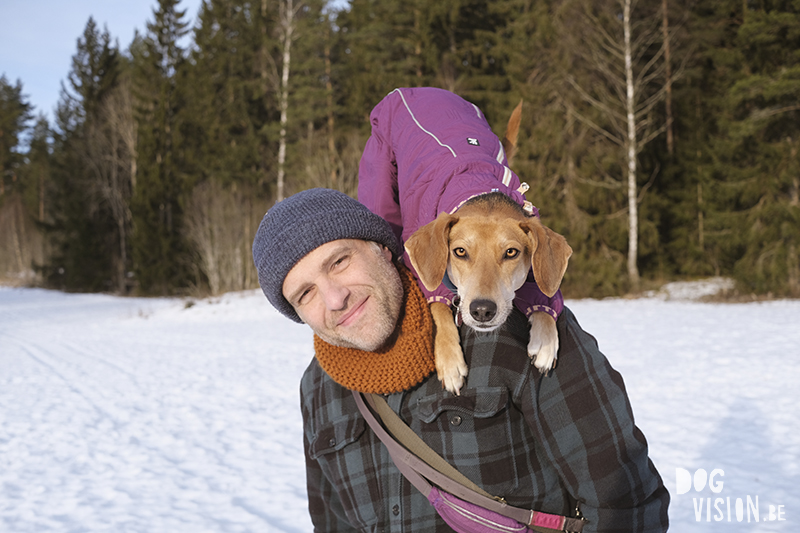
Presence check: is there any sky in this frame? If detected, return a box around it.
[2,281,798,531]
[1,0,349,131]
[0,0,200,124]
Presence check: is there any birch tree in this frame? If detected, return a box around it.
[275,0,300,202]
[90,79,135,292]
[557,0,680,289]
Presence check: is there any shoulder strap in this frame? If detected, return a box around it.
[352,391,585,533]
[364,392,491,497]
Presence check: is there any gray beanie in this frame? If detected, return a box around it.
[252,188,402,323]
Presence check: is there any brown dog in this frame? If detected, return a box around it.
[405,193,572,394]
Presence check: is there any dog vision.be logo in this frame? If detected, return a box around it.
[676,468,788,524]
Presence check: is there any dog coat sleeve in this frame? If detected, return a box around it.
[513,272,563,321]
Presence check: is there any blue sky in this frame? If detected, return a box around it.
[0,0,203,124]
[1,0,348,131]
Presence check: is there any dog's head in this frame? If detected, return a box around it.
[405,194,572,331]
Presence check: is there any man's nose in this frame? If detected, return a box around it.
[321,279,350,311]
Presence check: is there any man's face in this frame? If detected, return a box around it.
[282,239,404,352]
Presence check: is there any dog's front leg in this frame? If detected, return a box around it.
[528,312,559,373]
[430,301,468,395]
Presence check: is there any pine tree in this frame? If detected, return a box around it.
[181,0,280,294]
[41,18,124,291]
[280,0,334,195]
[186,0,271,188]
[0,75,33,195]
[130,0,192,293]
[552,0,674,291]
[715,1,800,295]
[336,0,425,127]
[0,75,34,277]
[657,0,738,280]
[21,116,52,225]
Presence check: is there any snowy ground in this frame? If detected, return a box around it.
[1,281,798,532]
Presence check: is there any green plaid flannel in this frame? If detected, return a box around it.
[300,307,670,532]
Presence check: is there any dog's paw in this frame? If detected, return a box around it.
[437,355,469,396]
[430,301,469,395]
[528,312,559,374]
[530,336,558,373]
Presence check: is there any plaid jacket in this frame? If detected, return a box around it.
[299,307,670,532]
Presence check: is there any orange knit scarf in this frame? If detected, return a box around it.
[314,265,436,394]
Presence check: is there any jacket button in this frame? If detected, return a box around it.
[392,504,400,516]
[450,415,463,426]
[329,438,336,447]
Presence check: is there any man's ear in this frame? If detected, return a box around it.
[376,243,393,262]
[520,217,572,297]
[404,212,458,291]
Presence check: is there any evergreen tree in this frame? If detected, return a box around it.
[20,116,52,225]
[0,75,34,277]
[656,0,737,280]
[0,75,32,195]
[185,0,271,188]
[715,1,800,295]
[336,0,426,127]
[42,18,124,291]
[280,0,334,195]
[130,0,192,293]
[180,0,280,294]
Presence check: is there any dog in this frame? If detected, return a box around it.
[357,87,572,395]
[404,106,572,395]
[405,192,572,394]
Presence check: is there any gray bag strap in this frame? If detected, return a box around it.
[352,391,585,533]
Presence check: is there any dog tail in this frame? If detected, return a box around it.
[501,100,523,165]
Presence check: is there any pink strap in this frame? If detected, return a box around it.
[353,391,585,532]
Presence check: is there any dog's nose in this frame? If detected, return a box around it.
[469,300,497,322]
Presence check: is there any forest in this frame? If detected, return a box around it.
[1,0,798,298]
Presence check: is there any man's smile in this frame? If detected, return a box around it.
[337,296,370,328]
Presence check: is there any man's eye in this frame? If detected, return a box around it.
[332,255,350,269]
[297,287,314,305]
[505,248,520,259]
[453,247,467,258]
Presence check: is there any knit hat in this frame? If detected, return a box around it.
[253,188,402,323]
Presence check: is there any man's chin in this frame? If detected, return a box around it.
[319,328,389,353]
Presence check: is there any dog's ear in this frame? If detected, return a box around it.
[405,212,458,291]
[501,100,523,165]
[520,217,572,297]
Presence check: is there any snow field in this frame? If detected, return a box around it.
[2,286,798,531]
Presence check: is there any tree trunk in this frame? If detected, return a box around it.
[325,17,336,188]
[276,0,295,203]
[661,0,674,156]
[39,171,45,222]
[415,7,423,81]
[623,0,640,290]
[697,182,704,250]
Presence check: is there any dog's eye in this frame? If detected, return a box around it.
[505,248,520,259]
[453,247,467,258]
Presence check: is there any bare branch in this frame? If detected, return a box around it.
[637,162,660,203]
[565,75,627,124]
[750,105,800,121]
[561,96,625,147]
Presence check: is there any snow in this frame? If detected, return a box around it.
[1,283,798,532]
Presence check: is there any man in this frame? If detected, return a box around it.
[253,188,669,532]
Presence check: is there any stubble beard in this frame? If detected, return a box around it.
[317,256,404,352]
